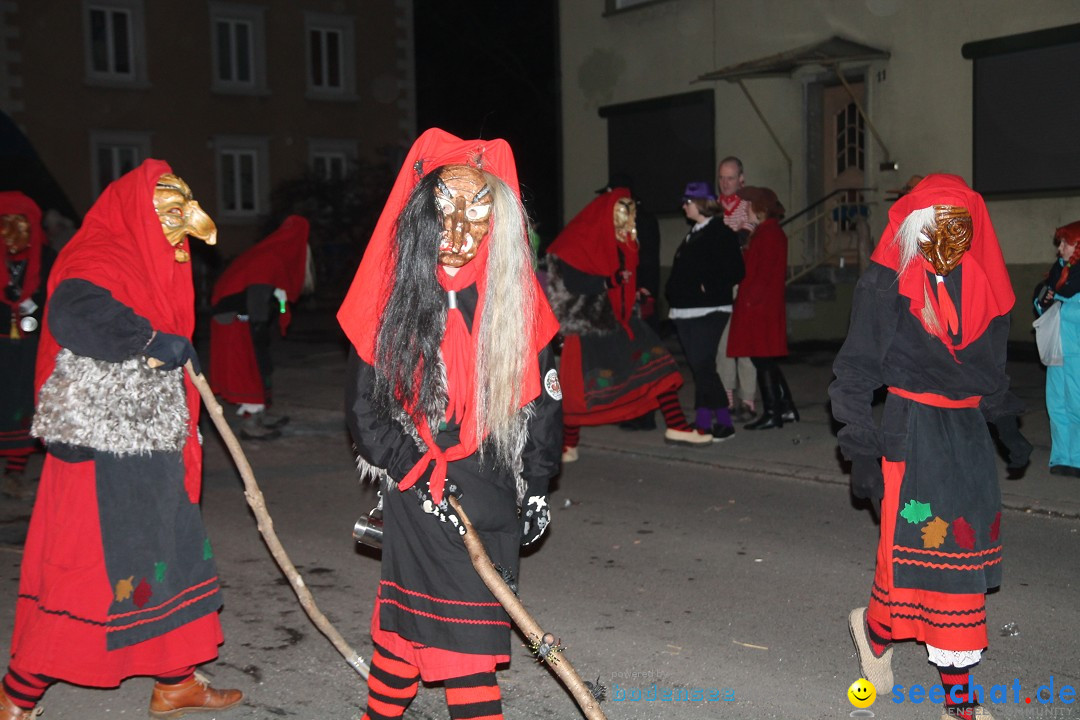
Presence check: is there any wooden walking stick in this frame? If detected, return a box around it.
[183,361,370,678]
[448,496,608,720]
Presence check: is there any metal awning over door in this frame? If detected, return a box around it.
[694,36,889,83]
[693,36,893,196]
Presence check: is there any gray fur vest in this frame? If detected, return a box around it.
[32,348,190,456]
[544,254,618,336]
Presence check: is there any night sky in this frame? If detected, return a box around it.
[413,1,562,243]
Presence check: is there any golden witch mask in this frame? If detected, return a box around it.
[613,197,637,244]
[154,173,217,263]
[920,205,972,276]
[435,165,492,268]
[1,214,31,255]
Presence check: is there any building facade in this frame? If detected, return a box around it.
[0,0,416,257]
[560,0,1080,341]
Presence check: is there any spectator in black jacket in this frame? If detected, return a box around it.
[665,182,745,441]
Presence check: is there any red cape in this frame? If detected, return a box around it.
[336,129,559,502]
[870,173,1014,352]
[547,188,638,329]
[0,191,47,311]
[35,159,203,502]
[211,214,309,334]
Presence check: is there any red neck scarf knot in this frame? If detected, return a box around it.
[719,194,741,216]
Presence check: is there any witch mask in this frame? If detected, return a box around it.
[920,205,972,276]
[613,197,637,244]
[154,173,217,263]
[1,214,30,255]
[435,164,492,268]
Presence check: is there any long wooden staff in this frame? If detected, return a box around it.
[183,361,370,678]
[448,496,607,720]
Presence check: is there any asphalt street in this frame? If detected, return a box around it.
[0,312,1076,720]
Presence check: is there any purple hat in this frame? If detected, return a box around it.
[682,181,716,202]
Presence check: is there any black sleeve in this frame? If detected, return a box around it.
[828,266,899,460]
[47,278,154,361]
[519,346,563,499]
[714,225,745,292]
[345,349,424,481]
[635,209,662,296]
[246,283,275,323]
[978,315,1024,422]
[559,261,610,295]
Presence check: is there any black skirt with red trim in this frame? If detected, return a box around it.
[378,450,518,657]
[888,396,1002,594]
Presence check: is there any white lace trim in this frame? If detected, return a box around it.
[926,644,982,668]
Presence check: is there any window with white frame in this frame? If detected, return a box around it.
[312,153,346,180]
[309,139,357,181]
[209,2,267,93]
[90,131,151,198]
[304,12,356,97]
[84,0,147,85]
[215,136,269,217]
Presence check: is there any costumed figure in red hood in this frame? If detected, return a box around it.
[830,174,1032,720]
[0,161,243,719]
[0,192,55,500]
[209,214,312,440]
[337,129,561,720]
[1033,219,1080,476]
[546,189,712,461]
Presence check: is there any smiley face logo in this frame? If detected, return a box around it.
[847,678,876,708]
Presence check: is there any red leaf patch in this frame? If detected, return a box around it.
[952,516,976,550]
[990,512,1001,542]
[133,578,153,609]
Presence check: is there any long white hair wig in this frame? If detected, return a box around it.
[892,205,944,334]
[474,170,536,466]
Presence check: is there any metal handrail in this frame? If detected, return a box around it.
[781,186,875,227]
[781,188,879,285]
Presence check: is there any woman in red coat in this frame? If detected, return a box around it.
[726,186,798,429]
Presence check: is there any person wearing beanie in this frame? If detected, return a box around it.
[727,186,798,430]
[665,181,744,441]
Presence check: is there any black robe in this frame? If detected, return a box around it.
[829,262,1020,593]
[346,283,562,655]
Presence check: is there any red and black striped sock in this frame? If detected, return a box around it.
[940,668,974,718]
[154,666,196,685]
[2,454,28,475]
[362,645,420,720]
[444,672,503,720]
[563,425,580,450]
[866,616,892,657]
[657,391,691,431]
[2,666,54,710]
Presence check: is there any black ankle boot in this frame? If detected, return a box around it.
[746,365,783,430]
[776,369,799,423]
[745,411,783,430]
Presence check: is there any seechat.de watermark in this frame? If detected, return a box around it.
[891,676,1076,708]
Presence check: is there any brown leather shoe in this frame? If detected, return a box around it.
[0,686,40,719]
[149,672,243,718]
